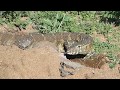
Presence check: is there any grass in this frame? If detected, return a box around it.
[0,11,120,68]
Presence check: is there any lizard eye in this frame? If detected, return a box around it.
[77,45,81,48]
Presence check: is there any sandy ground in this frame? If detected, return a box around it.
[0,41,120,79]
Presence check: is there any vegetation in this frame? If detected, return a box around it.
[0,11,120,68]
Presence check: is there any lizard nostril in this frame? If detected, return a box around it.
[77,45,81,48]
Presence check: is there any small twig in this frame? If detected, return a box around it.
[57,13,66,32]
[118,67,120,73]
[52,13,59,33]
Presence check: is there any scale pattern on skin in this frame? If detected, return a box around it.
[0,32,93,55]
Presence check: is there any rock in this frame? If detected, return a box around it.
[14,34,34,49]
[59,55,85,77]
[69,54,108,69]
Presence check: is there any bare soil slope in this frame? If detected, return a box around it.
[0,41,120,79]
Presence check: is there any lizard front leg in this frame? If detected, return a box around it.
[83,51,96,60]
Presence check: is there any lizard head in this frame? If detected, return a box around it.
[64,41,92,55]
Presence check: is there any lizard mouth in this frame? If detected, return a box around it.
[64,53,87,59]
[65,45,82,55]
[66,51,78,55]
[64,45,88,59]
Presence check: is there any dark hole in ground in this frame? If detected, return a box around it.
[64,54,86,59]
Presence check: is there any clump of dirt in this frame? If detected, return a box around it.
[0,42,61,79]
[0,24,18,33]
[0,23,38,34]
[92,31,107,42]
[63,63,120,79]
[0,41,120,79]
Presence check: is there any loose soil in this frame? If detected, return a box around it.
[0,25,120,79]
[0,42,120,79]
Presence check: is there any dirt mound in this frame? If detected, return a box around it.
[0,41,61,79]
[62,63,120,79]
[0,41,120,79]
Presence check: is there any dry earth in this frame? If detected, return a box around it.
[0,25,120,79]
[0,41,120,79]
